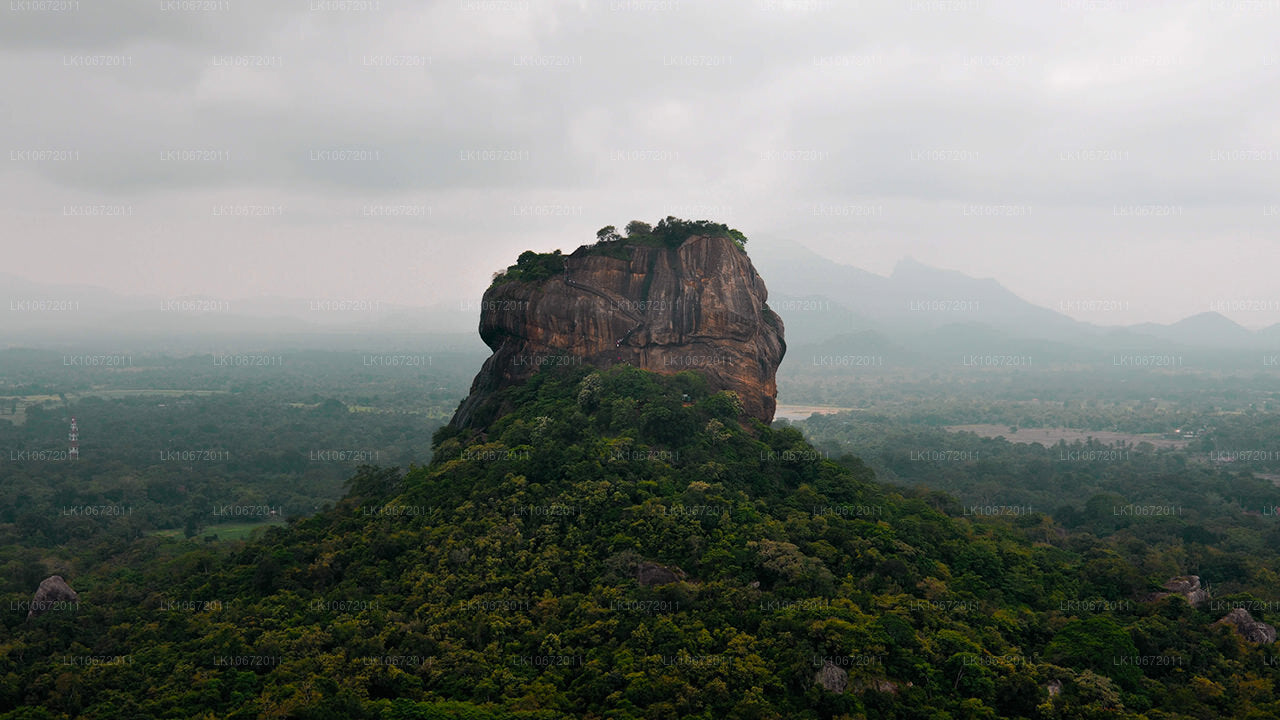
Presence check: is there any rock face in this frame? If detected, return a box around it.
[815,661,849,693]
[1217,608,1277,644]
[27,575,78,620]
[1147,575,1209,608]
[451,234,786,427]
[635,561,685,586]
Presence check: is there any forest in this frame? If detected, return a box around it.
[3,359,1280,718]
[0,347,481,580]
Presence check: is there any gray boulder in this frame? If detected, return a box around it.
[1217,608,1277,644]
[1147,575,1209,608]
[27,575,78,620]
[815,661,848,693]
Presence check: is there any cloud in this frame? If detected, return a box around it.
[1,0,1278,324]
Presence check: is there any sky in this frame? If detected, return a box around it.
[2,0,1279,327]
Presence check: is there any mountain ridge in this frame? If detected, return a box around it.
[3,243,1275,353]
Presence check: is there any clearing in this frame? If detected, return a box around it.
[945,424,1190,449]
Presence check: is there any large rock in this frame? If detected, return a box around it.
[27,575,78,620]
[1146,575,1209,608]
[1217,608,1277,644]
[636,561,685,586]
[815,661,848,693]
[451,233,785,427]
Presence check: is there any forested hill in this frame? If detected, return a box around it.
[7,365,1280,718]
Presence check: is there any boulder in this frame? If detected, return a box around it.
[815,661,849,693]
[27,575,78,620]
[1146,575,1209,608]
[1216,608,1277,644]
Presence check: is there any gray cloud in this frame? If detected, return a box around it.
[2,0,1279,325]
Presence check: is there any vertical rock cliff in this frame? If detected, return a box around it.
[451,232,785,427]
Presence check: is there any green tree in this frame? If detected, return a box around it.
[624,220,652,237]
[1044,617,1142,689]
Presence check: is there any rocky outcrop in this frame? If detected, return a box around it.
[636,561,685,586]
[451,233,785,427]
[815,661,849,693]
[1216,608,1277,644]
[27,575,78,620]
[1146,575,1209,608]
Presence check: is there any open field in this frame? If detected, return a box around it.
[0,389,228,426]
[945,424,1191,449]
[774,404,854,422]
[0,394,60,426]
[71,389,226,399]
[1256,473,1280,487]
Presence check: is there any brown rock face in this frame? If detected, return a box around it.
[27,575,78,620]
[451,234,785,427]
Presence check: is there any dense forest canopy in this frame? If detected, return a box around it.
[5,359,1280,718]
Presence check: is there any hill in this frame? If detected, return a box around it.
[6,364,1280,718]
[7,226,1280,719]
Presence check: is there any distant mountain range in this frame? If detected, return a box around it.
[748,236,1280,363]
[4,237,1278,360]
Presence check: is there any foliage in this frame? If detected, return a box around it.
[625,216,748,250]
[491,250,567,287]
[489,218,748,290]
[587,217,748,255]
[5,362,1280,718]
[624,220,652,237]
[0,349,476,557]
[595,226,622,244]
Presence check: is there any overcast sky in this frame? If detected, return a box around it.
[3,0,1279,327]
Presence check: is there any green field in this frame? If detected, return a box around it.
[0,394,60,426]
[0,389,227,426]
[70,389,227,399]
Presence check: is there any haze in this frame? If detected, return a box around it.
[3,0,1279,327]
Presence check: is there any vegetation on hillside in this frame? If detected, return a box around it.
[6,363,1280,718]
[489,218,748,289]
[491,249,567,286]
[595,216,749,251]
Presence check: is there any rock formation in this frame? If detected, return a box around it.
[1146,575,1209,608]
[635,561,685,587]
[27,575,78,620]
[451,232,785,427]
[815,661,849,693]
[1216,608,1277,644]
